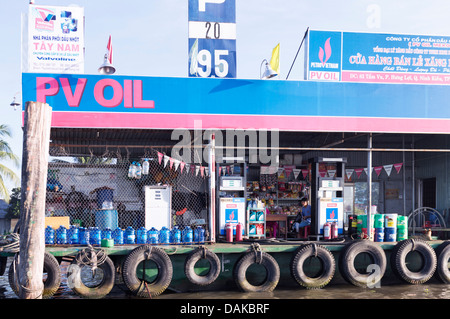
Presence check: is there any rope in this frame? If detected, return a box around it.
[75,244,107,277]
[251,243,263,264]
[0,233,20,253]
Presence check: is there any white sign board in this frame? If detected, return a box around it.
[26,5,85,73]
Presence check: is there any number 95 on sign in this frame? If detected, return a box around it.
[188,38,236,78]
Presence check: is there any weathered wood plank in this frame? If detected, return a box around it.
[18,101,52,299]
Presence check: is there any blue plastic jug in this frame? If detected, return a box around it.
[194,226,205,244]
[183,226,193,245]
[112,227,124,244]
[159,227,170,244]
[56,226,67,244]
[170,226,181,244]
[45,226,55,245]
[125,226,136,244]
[137,227,148,244]
[102,228,112,240]
[147,227,159,244]
[89,227,101,245]
[68,225,79,245]
[79,227,88,245]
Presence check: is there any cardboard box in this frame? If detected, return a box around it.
[45,216,70,229]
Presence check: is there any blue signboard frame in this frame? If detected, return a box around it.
[188,0,236,78]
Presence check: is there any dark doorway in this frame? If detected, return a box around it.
[422,178,436,208]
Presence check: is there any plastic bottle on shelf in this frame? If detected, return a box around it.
[125,226,136,244]
[142,159,149,175]
[135,163,142,179]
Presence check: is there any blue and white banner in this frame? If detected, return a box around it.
[307,30,450,85]
[188,0,236,78]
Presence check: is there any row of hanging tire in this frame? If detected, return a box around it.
[4,239,450,298]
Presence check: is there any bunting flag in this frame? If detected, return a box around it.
[345,169,354,180]
[163,155,169,168]
[374,166,383,177]
[201,166,205,177]
[384,164,393,176]
[394,163,403,174]
[169,157,175,169]
[293,168,301,179]
[327,169,336,178]
[195,166,200,176]
[301,169,309,179]
[363,168,368,176]
[174,160,180,171]
[355,168,364,179]
[157,152,163,164]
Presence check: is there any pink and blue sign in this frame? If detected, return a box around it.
[22,72,450,133]
[308,30,450,85]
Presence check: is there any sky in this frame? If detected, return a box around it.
[1,0,450,198]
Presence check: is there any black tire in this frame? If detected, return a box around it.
[290,243,335,289]
[184,247,221,286]
[8,252,61,299]
[338,240,386,288]
[435,241,450,284]
[67,250,115,299]
[122,245,173,297]
[233,251,280,292]
[390,239,437,284]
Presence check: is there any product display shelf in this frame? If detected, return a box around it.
[247,207,266,239]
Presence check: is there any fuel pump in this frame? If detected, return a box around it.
[309,157,346,238]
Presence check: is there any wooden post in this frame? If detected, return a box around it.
[18,101,52,299]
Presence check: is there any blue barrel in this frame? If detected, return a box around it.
[137,227,148,244]
[102,228,112,240]
[374,228,384,242]
[68,225,79,244]
[159,227,170,244]
[45,226,55,245]
[194,226,205,244]
[384,227,397,242]
[183,226,193,245]
[79,227,88,245]
[95,209,118,230]
[112,227,124,244]
[89,227,101,245]
[147,227,159,244]
[170,226,181,244]
[125,226,136,244]
[56,226,67,244]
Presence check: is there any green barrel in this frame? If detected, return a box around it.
[357,214,364,232]
[374,214,385,228]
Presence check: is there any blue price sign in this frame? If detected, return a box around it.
[188,0,236,78]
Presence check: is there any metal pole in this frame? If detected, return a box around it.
[402,136,406,215]
[208,133,216,243]
[367,133,373,240]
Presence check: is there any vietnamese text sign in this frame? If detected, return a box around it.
[188,0,236,78]
[307,30,450,85]
[26,4,84,73]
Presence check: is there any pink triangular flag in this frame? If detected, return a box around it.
[394,163,403,174]
[157,152,163,164]
[355,168,364,179]
[374,166,383,177]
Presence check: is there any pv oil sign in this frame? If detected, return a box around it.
[188,0,236,78]
[307,30,342,81]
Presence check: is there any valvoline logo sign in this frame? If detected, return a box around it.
[307,30,342,81]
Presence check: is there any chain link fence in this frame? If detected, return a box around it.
[45,147,209,243]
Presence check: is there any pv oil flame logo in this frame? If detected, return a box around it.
[319,38,332,66]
